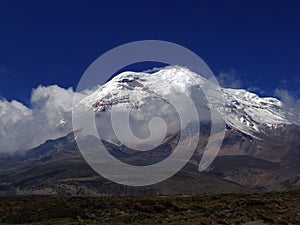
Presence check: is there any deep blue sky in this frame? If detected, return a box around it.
[0,0,299,103]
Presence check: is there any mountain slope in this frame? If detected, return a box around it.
[1,125,299,195]
[0,133,247,196]
[0,66,299,196]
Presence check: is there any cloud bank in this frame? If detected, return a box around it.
[0,81,299,154]
[0,85,81,154]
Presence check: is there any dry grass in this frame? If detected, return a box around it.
[0,190,299,224]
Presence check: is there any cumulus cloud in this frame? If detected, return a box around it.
[0,85,87,154]
[275,89,300,125]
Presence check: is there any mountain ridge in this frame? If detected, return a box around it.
[77,66,298,141]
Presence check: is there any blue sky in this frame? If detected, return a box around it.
[0,0,299,103]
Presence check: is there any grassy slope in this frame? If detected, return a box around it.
[0,191,299,225]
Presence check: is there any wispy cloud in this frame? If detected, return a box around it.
[294,78,300,84]
[216,70,242,89]
[275,89,300,125]
[216,70,265,96]
[247,86,265,95]
[279,79,288,85]
[0,65,8,75]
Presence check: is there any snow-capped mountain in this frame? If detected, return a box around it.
[1,66,299,195]
[78,66,298,140]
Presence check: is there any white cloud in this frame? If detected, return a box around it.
[0,85,86,154]
[275,89,300,125]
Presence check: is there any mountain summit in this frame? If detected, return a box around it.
[78,66,297,140]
